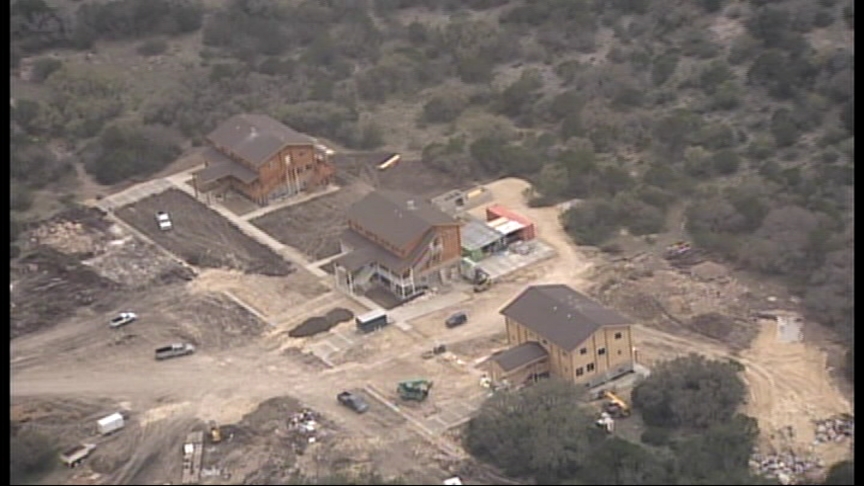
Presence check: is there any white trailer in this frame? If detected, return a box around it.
[97,412,125,435]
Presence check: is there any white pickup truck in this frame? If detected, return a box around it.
[156,211,173,231]
[155,343,195,361]
[109,312,137,329]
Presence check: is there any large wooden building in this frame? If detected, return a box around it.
[487,285,636,388]
[193,114,335,205]
[333,190,463,300]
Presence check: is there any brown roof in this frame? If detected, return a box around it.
[194,147,259,185]
[500,285,632,352]
[347,190,458,250]
[491,342,549,372]
[334,228,436,274]
[206,114,312,167]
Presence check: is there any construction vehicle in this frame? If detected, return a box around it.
[397,379,433,402]
[209,421,222,443]
[602,390,631,418]
[473,269,491,293]
[421,344,447,359]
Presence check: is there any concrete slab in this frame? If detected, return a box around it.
[476,240,557,281]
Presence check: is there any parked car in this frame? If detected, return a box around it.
[445,312,468,328]
[109,312,137,329]
[156,211,172,231]
[337,391,369,413]
[154,343,195,360]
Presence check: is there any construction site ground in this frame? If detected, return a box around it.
[11,174,853,485]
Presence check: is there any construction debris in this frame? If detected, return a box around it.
[286,408,321,454]
[813,414,854,444]
[749,451,823,485]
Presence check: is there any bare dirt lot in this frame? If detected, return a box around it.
[331,154,468,198]
[115,188,293,276]
[250,182,373,261]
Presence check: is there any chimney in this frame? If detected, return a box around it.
[406,200,416,210]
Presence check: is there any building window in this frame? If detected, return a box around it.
[598,348,606,356]
[580,347,587,355]
[576,367,584,376]
[615,332,623,340]
[587,363,595,372]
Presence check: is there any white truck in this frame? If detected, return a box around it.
[156,211,173,231]
[97,412,125,435]
[155,343,196,361]
[109,312,137,329]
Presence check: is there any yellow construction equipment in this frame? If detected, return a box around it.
[208,421,222,443]
[602,390,631,418]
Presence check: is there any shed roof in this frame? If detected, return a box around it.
[490,342,548,372]
[500,285,632,352]
[461,219,504,251]
[194,147,259,184]
[206,114,312,167]
[347,190,457,250]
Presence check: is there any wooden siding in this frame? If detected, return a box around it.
[504,317,634,385]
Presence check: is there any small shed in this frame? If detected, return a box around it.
[485,205,536,242]
[460,219,505,261]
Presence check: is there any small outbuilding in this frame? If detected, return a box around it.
[485,205,536,244]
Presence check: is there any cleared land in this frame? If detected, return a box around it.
[250,182,373,261]
[115,188,292,276]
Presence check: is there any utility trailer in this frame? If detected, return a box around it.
[97,412,125,435]
[355,309,390,334]
[60,443,96,468]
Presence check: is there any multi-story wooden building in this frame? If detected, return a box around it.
[487,284,636,388]
[193,114,335,205]
[333,190,463,300]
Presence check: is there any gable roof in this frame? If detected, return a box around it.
[207,114,312,167]
[499,285,631,352]
[490,341,549,372]
[347,190,458,250]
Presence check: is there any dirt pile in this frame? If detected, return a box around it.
[11,246,121,339]
[289,308,355,338]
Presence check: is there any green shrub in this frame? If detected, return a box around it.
[421,94,465,124]
[712,150,742,175]
[10,429,56,483]
[31,57,62,83]
[137,38,169,57]
[652,53,680,86]
[641,427,672,446]
[10,184,33,212]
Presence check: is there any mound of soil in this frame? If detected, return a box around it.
[689,312,736,340]
[288,317,335,338]
[325,308,354,325]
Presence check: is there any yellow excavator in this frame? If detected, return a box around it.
[601,390,631,418]
[209,421,222,443]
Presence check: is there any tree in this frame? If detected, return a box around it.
[578,436,675,485]
[673,414,762,483]
[561,199,620,246]
[711,150,741,175]
[464,378,602,481]
[83,122,181,185]
[10,428,56,484]
[631,354,747,429]
[421,93,465,124]
[770,108,801,147]
[823,461,854,485]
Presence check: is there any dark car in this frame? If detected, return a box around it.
[337,391,369,413]
[445,312,468,328]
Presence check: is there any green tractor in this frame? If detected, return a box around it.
[397,379,433,402]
